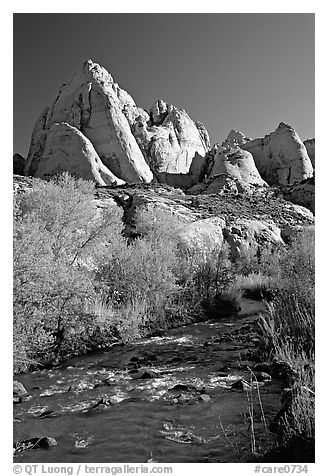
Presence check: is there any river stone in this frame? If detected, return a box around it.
[231,379,252,391]
[252,371,272,382]
[169,384,195,392]
[14,436,58,451]
[38,410,57,419]
[131,370,159,380]
[13,381,27,396]
[198,394,211,403]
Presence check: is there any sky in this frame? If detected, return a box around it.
[13,13,314,157]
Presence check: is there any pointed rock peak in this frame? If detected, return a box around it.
[79,59,113,85]
[221,129,251,151]
[277,122,294,131]
[226,129,251,144]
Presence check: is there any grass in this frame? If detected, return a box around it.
[256,229,315,460]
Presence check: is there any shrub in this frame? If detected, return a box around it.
[258,229,315,448]
[13,174,124,370]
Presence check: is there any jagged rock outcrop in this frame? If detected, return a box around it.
[242,123,313,186]
[303,138,315,168]
[33,123,125,186]
[133,99,210,183]
[25,60,153,184]
[13,153,26,175]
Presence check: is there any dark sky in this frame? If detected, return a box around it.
[13,13,314,156]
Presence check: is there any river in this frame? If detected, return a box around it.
[13,299,281,463]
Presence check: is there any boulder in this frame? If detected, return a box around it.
[242,123,313,186]
[231,379,252,391]
[223,219,283,260]
[303,138,315,167]
[177,216,226,253]
[25,60,153,184]
[13,381,27,396]
[281,224,314,244]
[33,122,125,186]
[14,437,57,451]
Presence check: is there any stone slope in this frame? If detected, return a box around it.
[242,123,313,186]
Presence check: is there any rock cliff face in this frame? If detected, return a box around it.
[242,123,313,186]
[303,138,315,168]
[25,60,153,184]
[33,123,125,186]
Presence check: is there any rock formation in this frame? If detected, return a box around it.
[242,123,313,186]
[303,138,315,168]
[25,60,153,184]
[33,122,125,186]
[132,99,210,183]
[208,144,267,188]
[24,60,212,187]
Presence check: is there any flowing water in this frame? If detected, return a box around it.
[13,299,281,463]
